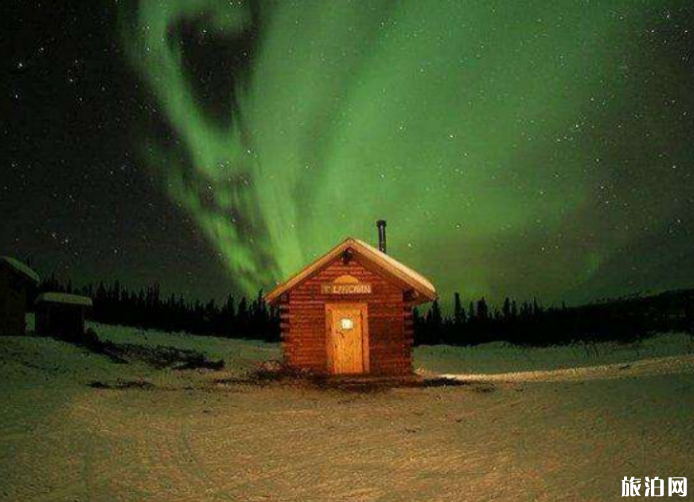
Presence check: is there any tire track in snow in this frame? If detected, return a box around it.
[175,420,237,502]
[434,354,694,383]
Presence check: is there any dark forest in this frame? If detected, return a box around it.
[37,276,694,346]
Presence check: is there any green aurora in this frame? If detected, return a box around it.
[122,0,693,303]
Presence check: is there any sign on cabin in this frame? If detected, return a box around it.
[321,274,371,295]
[321,283,372,295]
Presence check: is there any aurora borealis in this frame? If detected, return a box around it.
[3,1,693,305]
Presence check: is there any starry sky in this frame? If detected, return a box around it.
[2,0,693,306]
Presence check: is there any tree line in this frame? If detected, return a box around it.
[38,275,694,346]
[38,276,280,342]
[414,291,694,346]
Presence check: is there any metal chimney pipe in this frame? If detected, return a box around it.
[376,220,387,254]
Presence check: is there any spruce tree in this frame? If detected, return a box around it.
[454,292,466,325]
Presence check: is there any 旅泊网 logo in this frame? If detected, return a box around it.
[621,477,687,497]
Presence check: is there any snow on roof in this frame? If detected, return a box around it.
[0,256,40,284]
[36,292,93,307]
[265,237,437,305]
[352,238,437,295]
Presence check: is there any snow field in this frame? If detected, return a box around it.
[1,321,692,501]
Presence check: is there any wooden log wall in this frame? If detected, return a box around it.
[0,268,29,336]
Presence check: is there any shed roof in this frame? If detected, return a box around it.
[265,238,436,305]
[36,292,93,307]
[0,256,40,284]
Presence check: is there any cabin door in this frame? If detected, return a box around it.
[326,303,369,374]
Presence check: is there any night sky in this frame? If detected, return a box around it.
[2,0,693,306]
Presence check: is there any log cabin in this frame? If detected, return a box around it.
[265,221,436,376]
[0,256,40,336]
[36,292,92,341]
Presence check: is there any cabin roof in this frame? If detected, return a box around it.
[36,292,93,307]
[265,237,436,305]
[0,256,40,284]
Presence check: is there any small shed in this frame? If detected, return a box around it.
[0,256,40,336]
[265,222,436,376]
[36,293,93,341]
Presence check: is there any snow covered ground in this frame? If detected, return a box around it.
[1,319,692,501]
